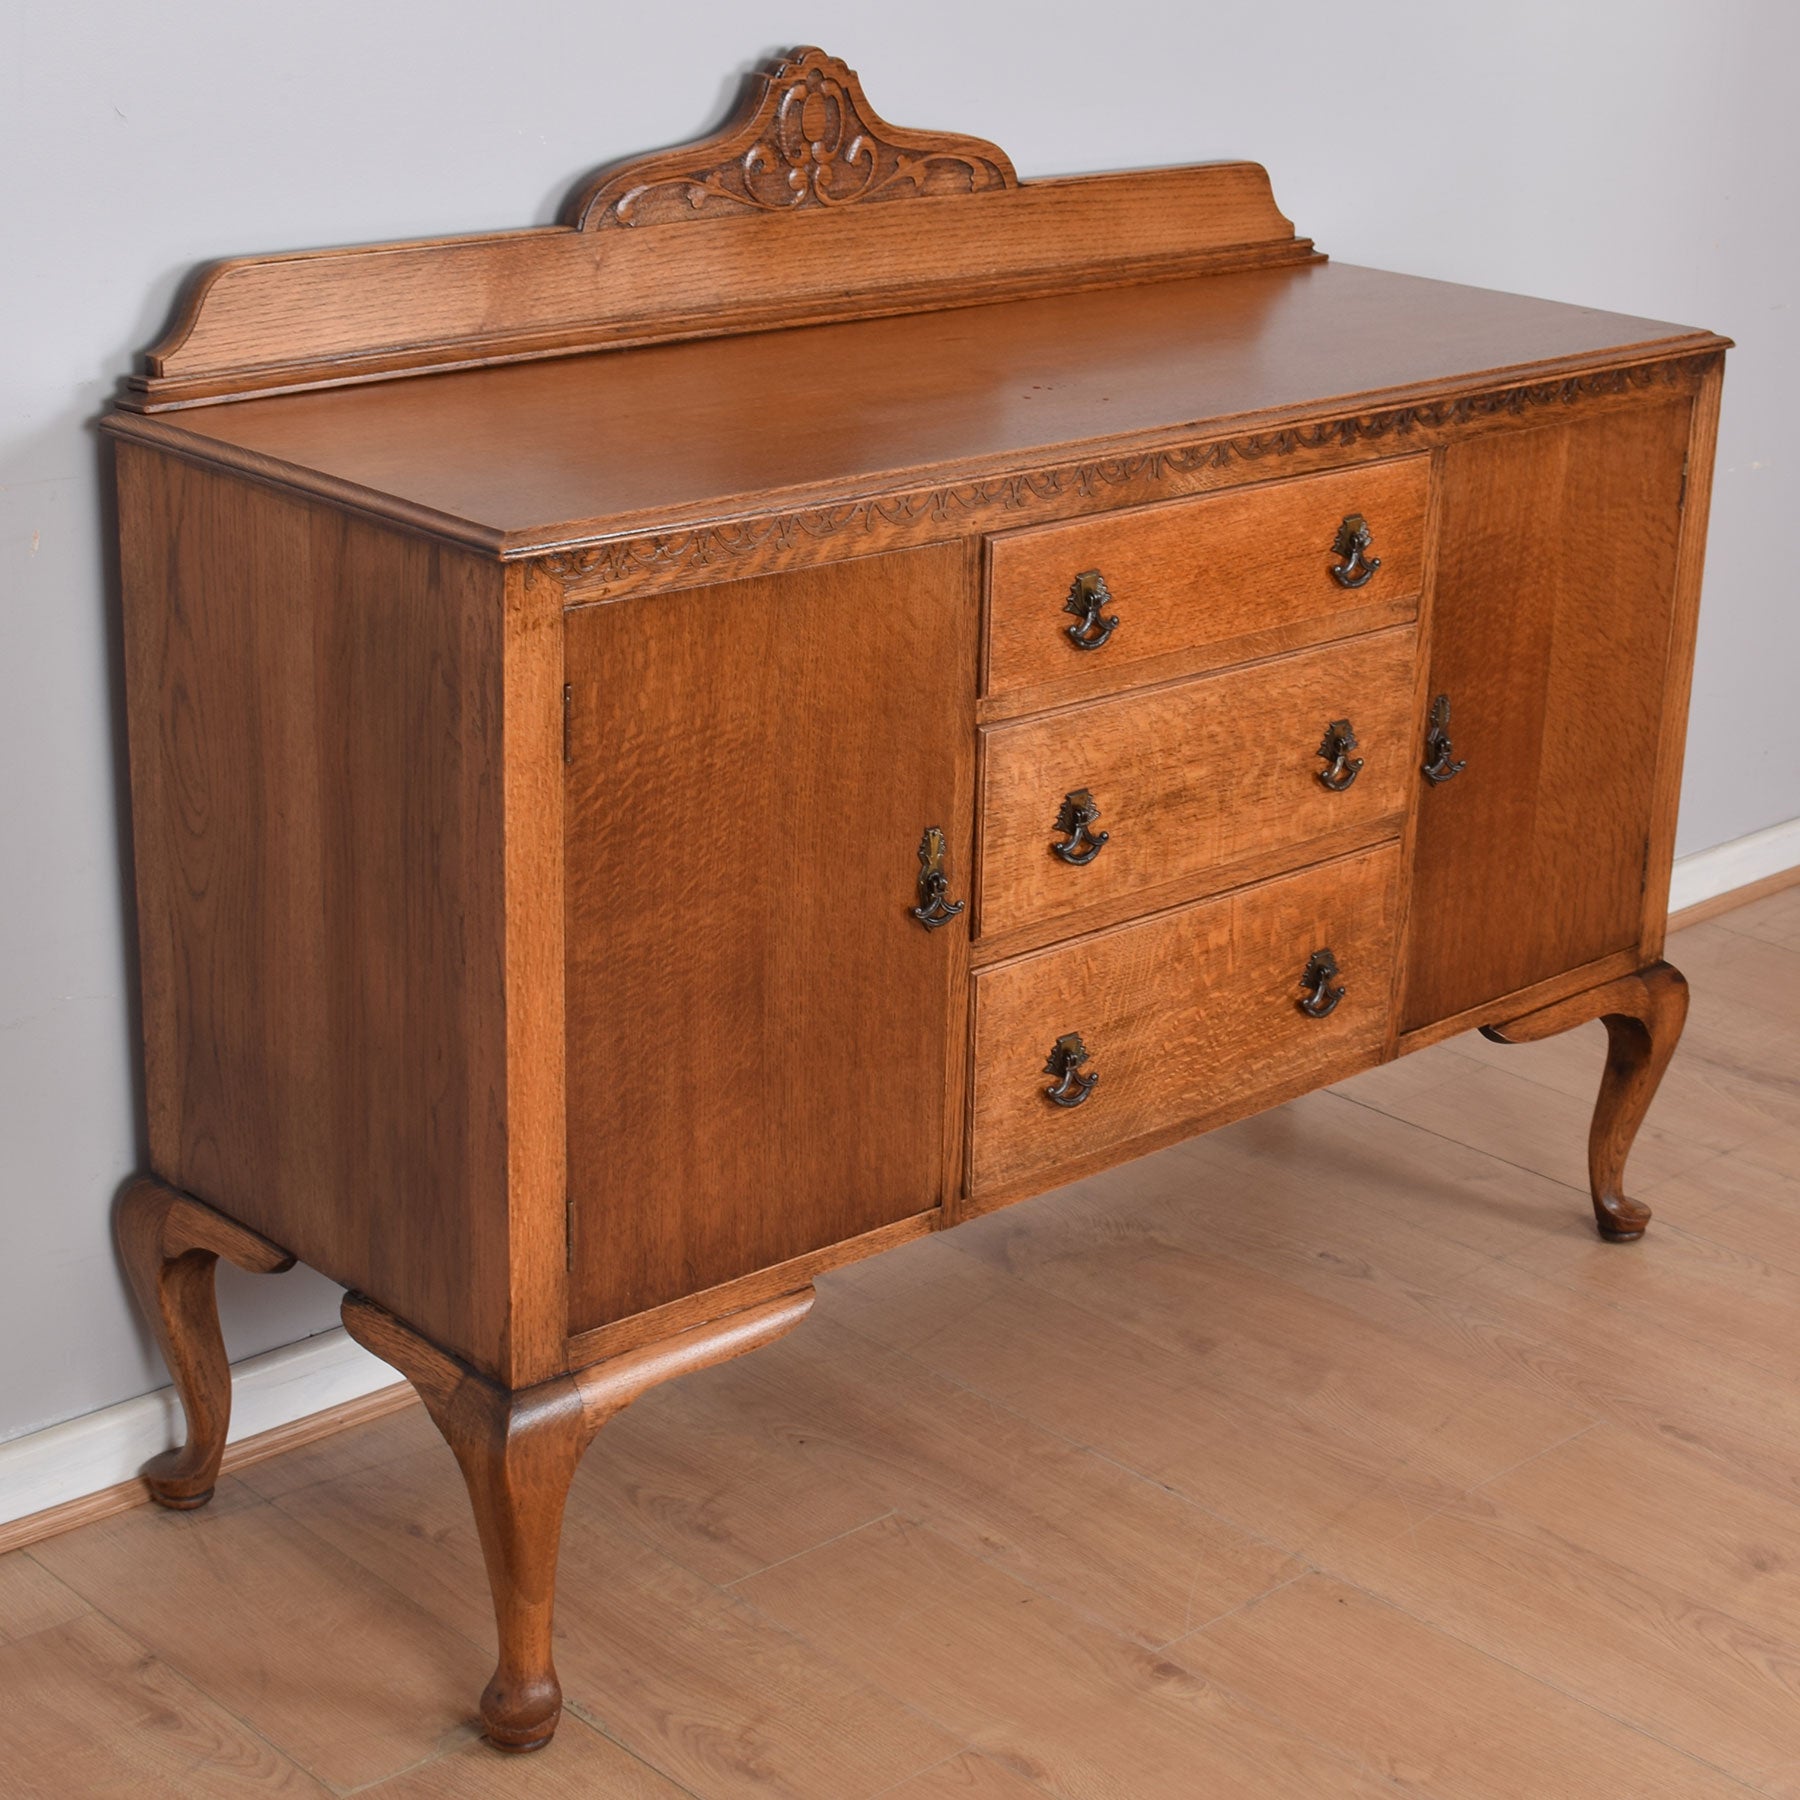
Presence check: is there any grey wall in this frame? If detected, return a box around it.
[4,0,1795,1442]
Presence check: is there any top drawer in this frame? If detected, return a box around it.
[985,456,1431,707]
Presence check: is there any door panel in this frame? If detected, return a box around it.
[564,545,974,1330]
[1402,399,1692,1031]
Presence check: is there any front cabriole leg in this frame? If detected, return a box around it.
[114,1177,298,1508]
[342,1286,814,1751]
[1480,960,1689,1242]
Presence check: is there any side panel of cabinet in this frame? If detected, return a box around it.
[1401,396,1694,1031]
[563,545,975,1330]
[117,445,530,1379]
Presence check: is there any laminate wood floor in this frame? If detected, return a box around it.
[8,889,1800,1797]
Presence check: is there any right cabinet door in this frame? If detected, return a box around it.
[1402,395,1694,1032]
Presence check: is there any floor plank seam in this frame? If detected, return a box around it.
[729,1513,1405,1800]
[1158,1557,1318,1649]
[12,901,1800,1792]
[1481,1232,1800,1400]
[1157,1593,1452,1800]
[259,1487,510,1673]
[334,1726,484,1797]
[821,1301,1317,1584]
[1312,1562,1785,1794]
[720,1506,902,1590]
[1325,1086,1598,1204]
[54,1579,350,1799]
[862,1749,995,1799]
[554,1700,710,1800]
[1277,1413,1605,1592]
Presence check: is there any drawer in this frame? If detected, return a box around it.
[985,456,1430,706]
[969,843,1400,1198]
[978,626,1416,940]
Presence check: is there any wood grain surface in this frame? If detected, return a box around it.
[984,457,1428,705]
[100,66,1734,1769]
[113,1180,297,1509]
[970,843,1400,1196]
[1641,357,1726,953]
[563,546,974,1329]
[126,46,1312,410]
[343,1287,812,1749]
[1483,960,1690,1241]
[18,888,1795,1797]
[107,267,1721,560]
[116,445,551,1383]
[1401,397,1695,1031]
[977,627,1416,939]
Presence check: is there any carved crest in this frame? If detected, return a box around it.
[570,46,1018,230]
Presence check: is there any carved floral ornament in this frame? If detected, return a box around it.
[571,47,1017,229]
[544,356,1704,593]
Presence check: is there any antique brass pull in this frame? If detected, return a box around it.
[909,826,965,931]
[1043,1032,1100,1108]
[1298,948,1345,1018]
[1316,719,1363,792]
[1329,514,1381,589]
[1063,570,1119,650]
[1422,693,1467,785]
[1051,788,1110,864]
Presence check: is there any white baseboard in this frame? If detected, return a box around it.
[2,822,1794,1537]
[0,1327,399,1530]
[1669,815,1800,915]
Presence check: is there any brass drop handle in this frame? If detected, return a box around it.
[1051,788,1110,864]
[1063,569,1119,651]
[1043,1032,1100,1107]
[1316,719,1363,792]
[1329,514,1381,589]
[1298,948,1345,1018]
[1422,693,1467,786]
[909,826,965,931]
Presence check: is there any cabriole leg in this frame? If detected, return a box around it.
[343,1285,813,1751]
[1481,959,1689,1241]
[114,1177,297,1508]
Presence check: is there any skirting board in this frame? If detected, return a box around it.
[1667,813,1800,925]
[3,818,1796,1553]
[0,1327,408,1550]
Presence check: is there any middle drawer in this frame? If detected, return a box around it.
[977,625,1416,940]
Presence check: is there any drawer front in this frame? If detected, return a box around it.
[985,457,1430,705]
[978,626,1416,940]
[970,844,1400,1197]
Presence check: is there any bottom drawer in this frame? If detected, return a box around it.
[969,843,1401,1198]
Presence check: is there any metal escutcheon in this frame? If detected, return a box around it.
[910,826,965,931]
[1316,719,1364,792]
[1052,788,1110,864]
[1329,514,1381,589]
[1063,570,1119,651]
[1043,1031,1100,1107]
[1298,948,1345,1018]
[1422,693,1466,786]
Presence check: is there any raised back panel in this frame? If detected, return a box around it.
[125,46,1316,410]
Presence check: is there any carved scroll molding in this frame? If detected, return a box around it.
[125,47,1310,410]
[545,355,1711,601]
[569,46,1017,230]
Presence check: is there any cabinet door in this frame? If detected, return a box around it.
[564,545,974,1330]
[1402,398,1692,1032]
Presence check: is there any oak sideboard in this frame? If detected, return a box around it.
[107,46,1728,1751]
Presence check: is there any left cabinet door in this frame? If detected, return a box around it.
[564,544,976,1331]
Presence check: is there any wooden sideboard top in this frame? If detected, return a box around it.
[110,260,1723,558]
[103,46,1725,566]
